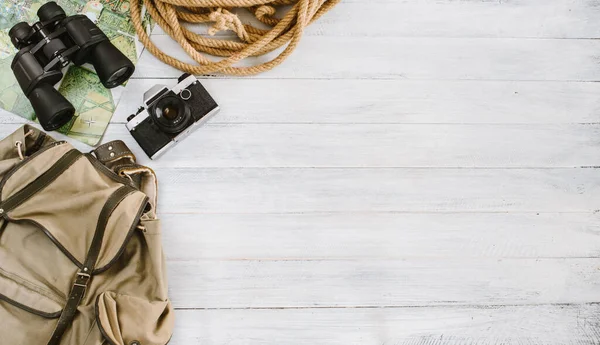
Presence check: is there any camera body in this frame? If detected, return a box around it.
[9,1,134,131]
[127,74,220,159]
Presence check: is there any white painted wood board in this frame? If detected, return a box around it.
[171,304,600,345]
[154,167,600,213]
[159,213,600,259]
[164,258,600,308]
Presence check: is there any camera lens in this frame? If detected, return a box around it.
[162,104,179,120]
[152,95,192,134]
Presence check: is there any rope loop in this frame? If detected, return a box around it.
[130,0,341,75]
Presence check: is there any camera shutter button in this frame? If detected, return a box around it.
[180,89,191,100]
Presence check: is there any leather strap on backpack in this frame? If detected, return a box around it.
[47,141,148,344]
[93,140,136,168]
[93,141,159,218]
[47,185,136,345]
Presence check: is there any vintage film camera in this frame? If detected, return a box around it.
[126,74,220,159]
[9,1,134,131]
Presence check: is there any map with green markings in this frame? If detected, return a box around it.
[0,0,152,145]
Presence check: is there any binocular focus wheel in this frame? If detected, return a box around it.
[37,1,67,22]
[8,22,33,48]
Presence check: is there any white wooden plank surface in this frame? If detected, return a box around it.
[134,37,600,80]
[160,213,600,259]
[164,258,600,308]
[155,167,600,213]
[171,304,600,345]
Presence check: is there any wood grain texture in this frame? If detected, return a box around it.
[164,258,600,308]
[159,213,600,259]
[171,304,600,345]
[154,167,600,213]
[134,37,600,80]
[152,0,600,39]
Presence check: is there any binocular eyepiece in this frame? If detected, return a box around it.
[9,2,135,131]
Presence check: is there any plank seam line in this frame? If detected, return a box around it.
[150,32,600,39]
[166,256,600,262]
[157,211,600,215]
[129,77,600,83]
[130,77,600,82]
[173,302,600,311]
[157,167,600,170]
[114,122,600,126]
[7,121,600,126]
[148,33,600,41]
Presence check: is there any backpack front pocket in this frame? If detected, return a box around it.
[0,266,63,318]
[96,291,174,345]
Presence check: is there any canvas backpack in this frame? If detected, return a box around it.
[0,125,174,344]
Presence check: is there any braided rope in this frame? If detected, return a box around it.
[130,0,341,75]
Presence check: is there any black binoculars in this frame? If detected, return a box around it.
[9,1,135,131]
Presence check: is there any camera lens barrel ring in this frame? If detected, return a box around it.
[151,95,192,135]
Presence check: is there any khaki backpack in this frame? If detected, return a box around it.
[0,125,174,344]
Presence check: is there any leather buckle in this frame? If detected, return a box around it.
[74,271,91,288]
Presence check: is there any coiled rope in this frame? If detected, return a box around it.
[130,0,341,75]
